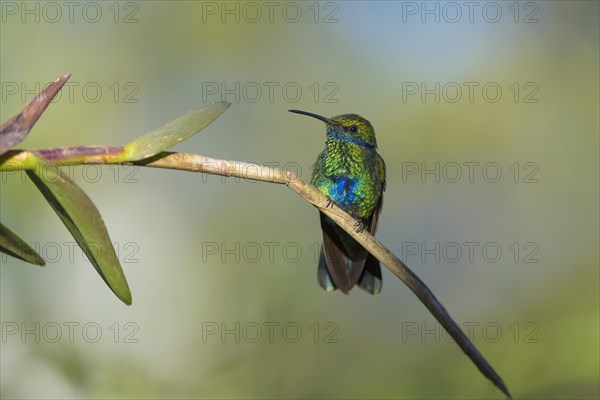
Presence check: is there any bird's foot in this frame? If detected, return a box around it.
[325,198,335,209]
[354,220,366,233]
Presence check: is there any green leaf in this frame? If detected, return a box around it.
[26,159,132,305]
[121,102,230,161]
[0,223,45,266]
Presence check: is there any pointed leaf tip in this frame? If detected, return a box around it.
[0,223,45,266]
[26,156,132,305]
[121,102,230,162]
[0,73,71,155]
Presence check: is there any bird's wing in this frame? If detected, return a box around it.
[357,193,384,294]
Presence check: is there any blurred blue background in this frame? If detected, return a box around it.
[1,1,598,398]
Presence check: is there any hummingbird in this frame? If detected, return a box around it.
[289,110,386,294]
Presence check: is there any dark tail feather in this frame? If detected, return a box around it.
[357,254,382,295]
[317,249,337,292]
[320,213,364,293]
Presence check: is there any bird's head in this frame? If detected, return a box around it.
[289,110,377,149]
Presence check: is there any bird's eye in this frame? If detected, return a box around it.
[349,125,358,133]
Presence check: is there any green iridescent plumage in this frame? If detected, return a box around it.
[289,110,386,294]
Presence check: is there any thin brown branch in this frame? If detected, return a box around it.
[140,152,512,398]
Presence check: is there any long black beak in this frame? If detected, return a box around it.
[289,109,333,124]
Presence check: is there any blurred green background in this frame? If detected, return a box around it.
[1,1,598,398]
